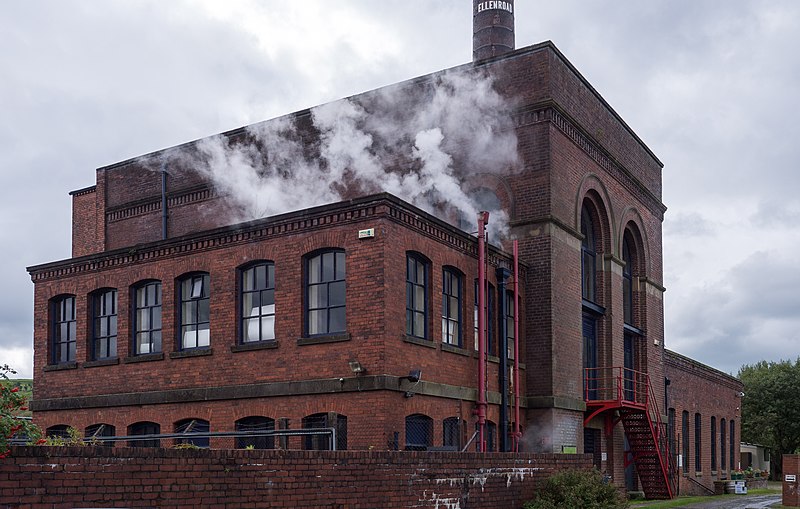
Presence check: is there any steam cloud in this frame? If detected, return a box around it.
[188,70,518,240]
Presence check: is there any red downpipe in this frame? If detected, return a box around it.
[513,239,521,451]
[476,211,489,452]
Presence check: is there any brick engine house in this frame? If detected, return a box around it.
[28,1,742,498]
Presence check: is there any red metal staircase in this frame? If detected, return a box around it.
[584,367,677,499]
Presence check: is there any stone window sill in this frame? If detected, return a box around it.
[297,333,350,346]
[402,335,436,348]
[231,341,279,353]
[440,343,470,356]
[169,348,213,359]
[123,353,164,364]
[83,357,120,368]
[43,361,78,372]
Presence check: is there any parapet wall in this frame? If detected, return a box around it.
[0,447,591,508]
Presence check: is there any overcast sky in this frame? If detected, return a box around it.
[2,0,798,378]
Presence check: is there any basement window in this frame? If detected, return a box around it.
[405,414,433,451]
[174,418,210,448]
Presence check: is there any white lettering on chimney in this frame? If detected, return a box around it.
[476,1,513,14]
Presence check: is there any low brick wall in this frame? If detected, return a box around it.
[0,446,591,508]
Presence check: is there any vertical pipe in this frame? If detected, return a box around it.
[161,163,168,240]
[476,211,489,452]
[513,240,521,451]
[496,267,511,452]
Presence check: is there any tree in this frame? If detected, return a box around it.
[0,364,42,458]
[739,358,800,477]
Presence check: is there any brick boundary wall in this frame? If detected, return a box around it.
[0,447,591,509]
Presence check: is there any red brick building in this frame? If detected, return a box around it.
[27,2,742,498]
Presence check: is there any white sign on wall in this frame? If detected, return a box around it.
[786,474,797,482]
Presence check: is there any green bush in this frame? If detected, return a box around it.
[524,469,629,509]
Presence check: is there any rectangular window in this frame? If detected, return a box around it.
[720,418,726,471]
[668,408,676,462]
[92,289,117,360]
[730,420,736,471]
[442,268,462,346]
[52,295,77,363]
[694,413,702,472]
[306,250,346,336]
[134,282,162,355]
[242,263,275,342]
[180,274,210,349]
[406,254,428,339]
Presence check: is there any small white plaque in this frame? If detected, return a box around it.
[601,452,607,461]
[358,228,375,239]
[786,474,797,482]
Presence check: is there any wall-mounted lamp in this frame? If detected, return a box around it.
[349,360,366,375]
[405,369,422,383]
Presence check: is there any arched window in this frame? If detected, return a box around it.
[682,411,689,474]
[711,416,717,471]
[443,417,463,450]
[178,273,211,349]
[235,416,275,449]
[442,267,463,347]
[91,288,117,360]
[405,414,433,451]
[174,418,210,448]
[85,423,115,446]
[50,295,76,364]
[406,253,429,339]
[128,421,160,448]
[132,280,162,355]
[580,206,597,303]
[622,235,634,325]
[241,262,276,343]
[694,413,702,472]
[46,424,71,439]
[729,420,736,471]
[306,250,346,336]
[720,418,727,471]
[302,412,347,450]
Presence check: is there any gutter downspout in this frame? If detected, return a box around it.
[513,240,521,451]
[476,211,489,452]
[161,163,168,240]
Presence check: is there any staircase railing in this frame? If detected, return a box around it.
[585,367,677,498]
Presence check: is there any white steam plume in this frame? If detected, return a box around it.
[187,70,518,240]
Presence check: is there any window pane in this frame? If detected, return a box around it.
[152,307,162,329]
[329,307,345,333]
[322,252,335,281]
[255,264,267,290]
[309,310,326,335]
[336,252,345,278]
[406,310,413,335]
[137,333,150,354]
[183,326,197,348]
[262,288,274,306]
[309,284,326,308]
[198,299,210,323]
[183,301,196,324]
[245,318,260,342]
[197,326,210,347]
[267,264,275,288]
[244,293,258,315]
[414,312,425,338]
[261,315,275,340]
[329,281,345,307]
[243,267,255,291]
[415,286,425,311]
[309,255,321,284]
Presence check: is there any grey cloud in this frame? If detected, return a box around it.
[664,212,717,237]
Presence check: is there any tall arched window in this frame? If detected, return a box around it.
[406,253,429,340]
[405,414,433,451]
[580,206,597,303]
[51,295,77,364]
[133,280,162,355]
[91,288,117,360]
[241,262,276,343]
[622,235,634,325]
[720,418,727,471]
[306,250,346,336]
[711,416,717,471]
[178,273,211,349]
[442,267,463,347]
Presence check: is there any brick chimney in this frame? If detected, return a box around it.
[473,0,515,61]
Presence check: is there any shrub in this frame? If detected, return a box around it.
[523,469,629,509]
[1,364,43,458]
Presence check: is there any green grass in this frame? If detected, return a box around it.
[630,484,782,509]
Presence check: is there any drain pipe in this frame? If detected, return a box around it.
[476,211,489,452]
[513,239,521,451]
[161,163,168,240]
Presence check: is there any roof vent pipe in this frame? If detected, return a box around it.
[473,0,515,61]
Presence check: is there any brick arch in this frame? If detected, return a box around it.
[618,208,650,277]
[574,174,615,254]
[461,173,516,221]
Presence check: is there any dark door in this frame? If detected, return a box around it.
[624,332,635,401]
